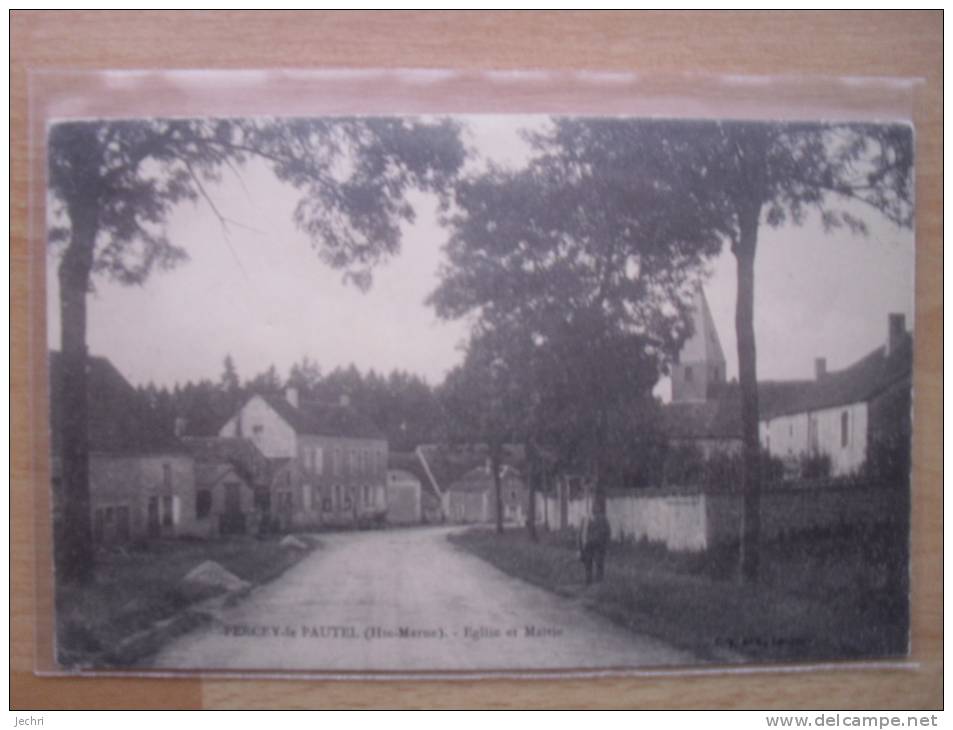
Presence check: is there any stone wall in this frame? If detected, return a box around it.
[539,481,906,552]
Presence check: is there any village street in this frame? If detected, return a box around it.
[150,526,693,673]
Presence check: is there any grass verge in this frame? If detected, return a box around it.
[55,534,320,667]
[449,524,908,664]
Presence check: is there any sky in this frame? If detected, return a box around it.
[46,116,915,397]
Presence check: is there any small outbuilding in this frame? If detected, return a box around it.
[385,468,423,524]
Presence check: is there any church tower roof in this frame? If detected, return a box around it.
[670,286,727,403]
[679,286,725,366]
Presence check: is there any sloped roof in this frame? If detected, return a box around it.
[182,436,269,486]
[663,397,741,441]
[760,333,913,418]
[415,443,525,494]
[387,451,440,504]
[259,393,384,440]
[387,451,436,498]
[195,462,247,488]
[49,351,185,456]
[663,380,812,440]
[448,464,524,493]
[183,436,264,464]
[679,286,725,365]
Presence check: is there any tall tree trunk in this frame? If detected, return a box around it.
[57,205,97,585]
[735,201,762,584]
[592,408,608,515]
[526,439,538,542]
[491,444,504,534]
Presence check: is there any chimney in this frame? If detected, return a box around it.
[814,357,827,381]
[285,386,299,408]
[887,313,906,356]
[174,416,186,438]
[339,393,350,408]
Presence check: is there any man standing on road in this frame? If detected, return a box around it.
[578,503,611,585]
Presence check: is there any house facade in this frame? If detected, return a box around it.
[193,462,257,536]
[182,437,265,537]
[50,352,199,544]
[87,453,197,543]
[758,314,913,477]
[385,468,423,524]
[445,464,528,524]
[218,389,388,528]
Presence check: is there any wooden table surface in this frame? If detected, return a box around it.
[10,11,942,709]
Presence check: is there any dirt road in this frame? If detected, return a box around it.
[150,526,693,673]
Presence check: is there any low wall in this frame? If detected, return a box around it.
[704,483,906,548]
[538,482,906,553]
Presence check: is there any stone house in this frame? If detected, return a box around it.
[444,464,528,524]
[49,352,198,544]
[384,451,446,524]
[437,459,526,524]
[181,436,270,536]
[218,388,388,528]
[758,314,913,477]
[384,467,423,524]
[416,444,530,524]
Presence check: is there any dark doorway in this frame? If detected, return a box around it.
[147,496,160,538]
[220,482,246,535]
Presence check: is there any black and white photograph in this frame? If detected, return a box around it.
[45,114,915,675]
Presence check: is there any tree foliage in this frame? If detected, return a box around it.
[431,118,723,511]
[141,356,447,455]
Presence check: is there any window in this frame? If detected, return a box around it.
[252,424,264,437]
[334,484,343,509]
[684,366,693,382]
[162,463,172,488]
[162,495,173,526]
[363,485,371,506]
[196,489,212,519]
[841,411,849,447]
[314,446,323,475]
[116,506,130,541]
[94,509,105,543]
[302,483,312,511]
[333,447,341,475]
[147,497,160,534]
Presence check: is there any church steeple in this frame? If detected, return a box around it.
[671,286,726,402]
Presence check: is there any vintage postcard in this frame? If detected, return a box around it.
[44,114,914,675]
